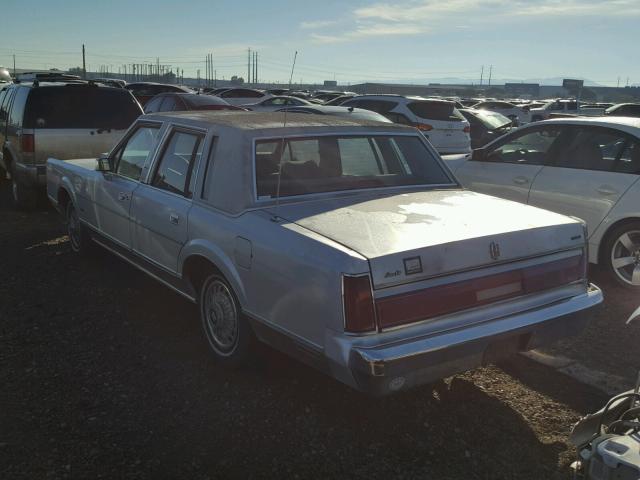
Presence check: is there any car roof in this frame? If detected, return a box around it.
[353,94,454,104]
[143,111,410,132]
[533,116,640,136]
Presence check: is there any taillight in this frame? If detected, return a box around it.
[343,275,376,333]
[375,253,585,329]
[523,254,585,293]
[463,125,471,134]
[416,123,433,132]
[21,134,35,153]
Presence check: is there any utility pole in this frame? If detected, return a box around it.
[255,51,258,84]
[617,77,621,88]
[248,48,251,84]
[488,65,493,86]
[82,44,86,79]
[214,69,217,87]
[480,65,484,86]
[12,54,16,76]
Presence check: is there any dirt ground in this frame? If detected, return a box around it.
[0,184,637,479]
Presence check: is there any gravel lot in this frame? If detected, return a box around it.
[1,184,637,479]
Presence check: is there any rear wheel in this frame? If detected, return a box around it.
[9,164,37,210]
[199,273,253,367]
[603,221,640,290]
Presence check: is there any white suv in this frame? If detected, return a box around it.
[342,95,471,154]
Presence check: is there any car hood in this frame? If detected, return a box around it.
[269,190,585,288]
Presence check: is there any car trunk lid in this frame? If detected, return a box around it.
[270,190,586,289]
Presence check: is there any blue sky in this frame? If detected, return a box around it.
[1,0,638,86]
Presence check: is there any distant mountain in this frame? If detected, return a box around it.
[351,76,605,87]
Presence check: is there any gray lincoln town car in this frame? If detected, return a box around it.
[46,111,603,395]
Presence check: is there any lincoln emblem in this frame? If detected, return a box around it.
[489,242,501,260]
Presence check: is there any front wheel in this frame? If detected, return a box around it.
[603,221,640,290]
[66,201,92,254]
[199,274,253,367]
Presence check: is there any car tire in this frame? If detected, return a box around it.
[603,221,640,290]
[199,273,253,367]
[9,166,37,210]
[66,201,92,255]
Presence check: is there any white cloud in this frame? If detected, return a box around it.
[300,20,340,29]
[305,0,640,45]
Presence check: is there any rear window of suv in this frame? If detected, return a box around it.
[407,101,464,122]
[24,86,142,129]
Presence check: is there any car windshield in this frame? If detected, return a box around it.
[255,134,454,199]
[24,87,141,129]
[472,110,512,129]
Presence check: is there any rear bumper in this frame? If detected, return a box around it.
[14,163,47,187]
[347,284,602,396]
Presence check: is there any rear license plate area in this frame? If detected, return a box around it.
[482,333,531,365]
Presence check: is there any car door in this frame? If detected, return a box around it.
[454,124,564,204]
[528,126,640,237]
[94,123,162,248]
[130,127,206,273]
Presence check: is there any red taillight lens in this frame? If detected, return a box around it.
[21,134,35,153]
[523,254,585,293]
[416,123,433,132]
[375,253,586,329]
[463,125,471,134]
[343,275,376,333]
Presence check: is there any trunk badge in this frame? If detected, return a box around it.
[403,256,423,275]
[489,242,501,261]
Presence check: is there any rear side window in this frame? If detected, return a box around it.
[9,87,29,127]
[152,131,203,196]
[408,102,464,122]
[24,87,142,129]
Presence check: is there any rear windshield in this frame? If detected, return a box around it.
[472,110,512,129]
[24,87,141,129]
[408,101,465,122]
[255,135,454,198]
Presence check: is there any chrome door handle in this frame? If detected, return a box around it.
[513,176,529,185]
[117,192,130,201]
[169,213,179,225]
[597,186,618,196]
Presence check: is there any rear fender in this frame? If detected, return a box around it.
[178,239,247,306]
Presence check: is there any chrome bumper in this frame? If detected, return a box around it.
[348,284,602,396]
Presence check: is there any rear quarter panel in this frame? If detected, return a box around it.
[182,205,368,349]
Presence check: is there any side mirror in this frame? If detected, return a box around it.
[471,148,486,162]
[96,154,112,172]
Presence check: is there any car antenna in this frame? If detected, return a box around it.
[271,50,298,223]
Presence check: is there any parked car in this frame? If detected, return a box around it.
[242,96,312,111]
[46,111,601,395]
[215,88,271,106]
[0,67,11,84]
[324,94,357,106]
[605,103,640,118]
[125,82,192,106]
[443,117,640,289]
[530,100,579,121]
[144,93,243,114]
[275,105,393,123]
[342,94,471,154]
[93,78,126,88]
[472,100,532,125]
[459,108,513,148]
[0,80,142,208]
[202,87,230,96]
